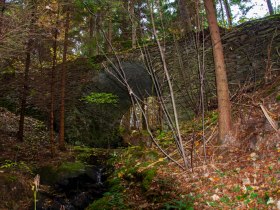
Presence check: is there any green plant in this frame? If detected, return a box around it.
[220,195,233,206]
[81,92,118,105]
[87,192,128,210]
[209,111,218,124]
[206,201,219,207]
[235,185,271,206]
[232,185,241,193]
[0,160,17,169]
[165,195,195,210]
[215,169,225,177]
[8,175,18,182]
[276,95,280,101]
[141,168,157,191]
[18,161,33,174]
[0,160,33,174]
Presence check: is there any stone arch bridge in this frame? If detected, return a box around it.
[1,15,279,147]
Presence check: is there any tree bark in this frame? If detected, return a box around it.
[129,0,137,49]
[178,0,192,34]
[0,0,5,35]
[18,41,32,142]
[95,12,102,54]
[223,0,232,28]
[218,0,226,27]
[88,15,94,56]
[59,7,70,150]
[204,0,232,143]
[120,0,129,42]
[266,0,274,15]
[107,14,113,52]
[17,5,36,142]
[50,10,59,156]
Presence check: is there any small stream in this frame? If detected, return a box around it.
[34,155,109,210]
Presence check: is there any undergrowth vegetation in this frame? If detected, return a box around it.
[87,146,197,209]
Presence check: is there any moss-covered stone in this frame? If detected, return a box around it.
[57,161,86,178]
[141,168,157,191]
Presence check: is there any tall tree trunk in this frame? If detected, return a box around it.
[223,0,232,28]
[266,0,274,15]
[59,8,70,150]
[178,0,192,34]
[17,6,36,142]
[218,0,226,27]
[129,0,137,48]
[0,0,5,35]
[204,0,232,143]
[95,13,101,54]
[107,14,113,52]
[135,0,143,41]
[121,0,129,42]
[88,15,94,56]
[18,41,32,142]
[50,11,59,156]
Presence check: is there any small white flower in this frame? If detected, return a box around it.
[45,5,52,10]
[250,152,258,161]
[276,200,280,210]
[267,197,275,205]
[211,194,220,201]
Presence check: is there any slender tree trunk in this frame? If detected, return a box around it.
[96,13,101,54]
[18,41,32,142]
[17,7,36,142]
[224,0,232,28]
[135,0,143,41]
[204,0,232,143]
[121,0,129,42]
[147,0,188,169]
[178,0,192,34]
[223,0,232,28]
[266,0,274,15]
[59,8,70,150]
[0,0,5,35]
[129,0,137,48]
[50,12,59,156]
[218,0,226,27]
[88,15,94,56]
[107,15,113,53]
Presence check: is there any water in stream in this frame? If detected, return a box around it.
[35,157,109,210]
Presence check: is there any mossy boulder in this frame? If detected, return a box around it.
[35,161,86,186]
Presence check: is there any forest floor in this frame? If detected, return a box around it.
[0,78,280,209]
[87,78,280,209]
[0,109,98,209]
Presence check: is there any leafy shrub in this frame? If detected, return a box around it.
[0,160,33,174]
[81,92,118,105]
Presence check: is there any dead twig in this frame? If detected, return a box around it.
[260,104,280,137]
